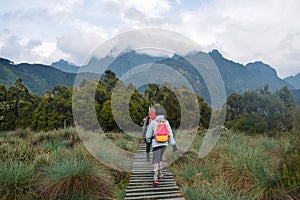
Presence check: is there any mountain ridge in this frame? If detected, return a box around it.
[284,73,300,89]
[0,50,298,102]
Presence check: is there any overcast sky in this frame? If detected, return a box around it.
[0,0,299,78]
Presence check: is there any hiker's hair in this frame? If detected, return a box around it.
[155,106,166,116]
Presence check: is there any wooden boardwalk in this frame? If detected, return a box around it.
[125,144,185,200]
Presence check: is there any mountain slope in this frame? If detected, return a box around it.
[291,89,300,106]
[208,50,294,94]
[51,59,79,73]
[284,73,300,89]
[1,49,297,100]
[0,58,76,95]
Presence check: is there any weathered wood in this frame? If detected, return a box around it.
[125,143,185,200]
[126,186,179,193]
[124,193,183,200]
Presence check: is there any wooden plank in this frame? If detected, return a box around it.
[126,186,178,191]
[128,181,177,186]
[126,190,181,197]
[126,186,179,192]
[125,143,185,200]
[124,193,183,200]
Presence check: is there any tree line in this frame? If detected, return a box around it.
[226,85,297,135]
[0,71,298,135]
[0,70,211,132]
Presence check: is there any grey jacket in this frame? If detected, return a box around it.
[146,115,176,148]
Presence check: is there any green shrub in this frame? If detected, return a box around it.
[8,128,32,139]
[39,140,65,152]
[0,137,37,162]
[182,179,250,200]
[36,154,113,199]
[179,164,201,180]
[0,161,35,199]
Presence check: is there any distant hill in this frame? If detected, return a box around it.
[284,73,300,89]
[0,58,76,95]
[0,49,297,101]
[290,89,300,106]
[81,50,294,104]
[209,50,293,93]
[51,59,79,73]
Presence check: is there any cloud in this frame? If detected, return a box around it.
[1,35,22,60]
[0,33,49,64]
[26,39,42,49]
[162,0,300,78]
[56,32,105,65]
[124,7,146,21]
[0,0,299,77]
[266,33,300,77]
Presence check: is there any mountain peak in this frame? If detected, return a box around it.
[210,49,223,57]
[284,73,300,89]
[0,57,14,65]
[246,61,277,76]
[51,59,79,73]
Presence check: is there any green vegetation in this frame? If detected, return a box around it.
[1,72,300,199]
[171,131,300,199]
[0,128,134,200]
[226,85,295,135]
[0,71,211,132]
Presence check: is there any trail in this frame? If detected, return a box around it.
[125,143,185,200]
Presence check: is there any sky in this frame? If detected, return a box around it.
[0,0,299,78]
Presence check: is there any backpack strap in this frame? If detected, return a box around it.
[155,119,166,123]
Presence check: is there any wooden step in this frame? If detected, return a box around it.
[124,143,185,200]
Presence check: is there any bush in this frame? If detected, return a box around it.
[35,153,113,199]
[0,161,35,199]
[0,137,37,162]
[8,128,32,139]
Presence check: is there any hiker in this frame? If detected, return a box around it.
[141,107,156,161]
[146,106,176,186]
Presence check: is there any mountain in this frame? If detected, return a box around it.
[0,57,76,95]
[79,50,166,77]
[291,89,300,106]
[0,50,297,101]
[51,59,79,73]
[208,50,293,94]
[284,73,300,89]
[81,50,294,104]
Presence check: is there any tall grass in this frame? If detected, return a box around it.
[171,131,298,199]
[0,128,136,199]
[0,161,35,200]
[0,136,37,163]
[35,152,113,199]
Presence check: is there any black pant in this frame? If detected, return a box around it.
[145,138,152,153]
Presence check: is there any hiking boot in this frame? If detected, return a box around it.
[153,180,158,186]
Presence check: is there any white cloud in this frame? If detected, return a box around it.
[56,32,105,65]
[163,0,300,78]
[0,0,299,77]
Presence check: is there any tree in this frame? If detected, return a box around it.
[99,100,119,132]
[225,86,296,135]
[31,86,73,131]
[102,70,118,94]
[144,84,160,105]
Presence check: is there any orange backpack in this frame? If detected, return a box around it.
[154,119,169,143]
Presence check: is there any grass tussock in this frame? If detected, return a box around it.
[35,155,112,199]
[0,161,35,200]
[170,131,299,200]
[0,128,133,199]
[1,127,299,199]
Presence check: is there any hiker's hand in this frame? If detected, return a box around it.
[172,145,178,152]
